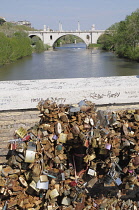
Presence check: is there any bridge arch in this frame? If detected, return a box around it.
[28,34,43,42]
[52,34,88,47]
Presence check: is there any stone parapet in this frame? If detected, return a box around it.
[1,76,139,111]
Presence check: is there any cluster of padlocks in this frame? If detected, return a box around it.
[1,99,139,209]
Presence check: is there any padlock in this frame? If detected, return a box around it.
[99,148,108,155]
[80,105,91,112]
[114,177,122,186]
[0,176,6,187]
[19,176,28,187]
[16,155,24,163]
[84,117,90,124]
[93,129,100,138]
[10,141,17,150]
[55,122,62,135]
[54,156,61,164]
[49,189,59,199]
[105,143,111,150]
[25,150,36,163]
[59,113,69,123]
[69,106,80,113]
[29,180,40,192]
[71,124,80,135]
[61,197,71,205]
[58,133,67,143]
[134,114,139,122]
[87,168,96,176]
[87,177,98,187]
[67,132,74,140]
[15,127,27,138]
[36,180,49,190]
[22,134,31,141]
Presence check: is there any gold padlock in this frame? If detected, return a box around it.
[15,127,27,138]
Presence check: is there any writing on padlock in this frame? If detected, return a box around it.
[15,127,27,138]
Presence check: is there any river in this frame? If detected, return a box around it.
[0,42,139,81]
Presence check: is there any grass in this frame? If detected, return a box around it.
[88,43,102,49]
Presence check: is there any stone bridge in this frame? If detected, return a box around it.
[28,24,106,47]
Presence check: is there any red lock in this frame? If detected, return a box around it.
[22,134,30,141]
[10,142,16,150]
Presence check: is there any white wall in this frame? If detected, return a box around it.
[1,76,139,111]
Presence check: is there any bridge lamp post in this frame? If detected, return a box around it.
[78,21,81,32]
[59,21,63,32]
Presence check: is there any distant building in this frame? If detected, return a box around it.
[16,20,31,27]
[0,16,6,21]
[10,20,31,27]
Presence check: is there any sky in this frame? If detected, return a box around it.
[1,0,139,31]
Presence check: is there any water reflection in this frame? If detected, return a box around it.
[0,42,139,81]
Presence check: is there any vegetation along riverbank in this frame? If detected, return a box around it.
[0,20,47,66]
[98,9,139,62]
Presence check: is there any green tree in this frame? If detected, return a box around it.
[98,23,118,51]
[0,31,32,65]
[99,9,139,61]
[125,9,139,51]
[0,33,12,65]
[34,40,45,52]
[0,18,6,25]
[115,10,139,60]
[9,37,21,61]
[98,33,114,50]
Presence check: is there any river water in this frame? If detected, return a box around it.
[0,42,139,81]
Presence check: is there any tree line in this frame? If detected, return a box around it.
[0,22,46,66]
[98,9,139,62]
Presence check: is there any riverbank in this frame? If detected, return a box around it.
[88,43,102,49]
[0,22,48,66]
